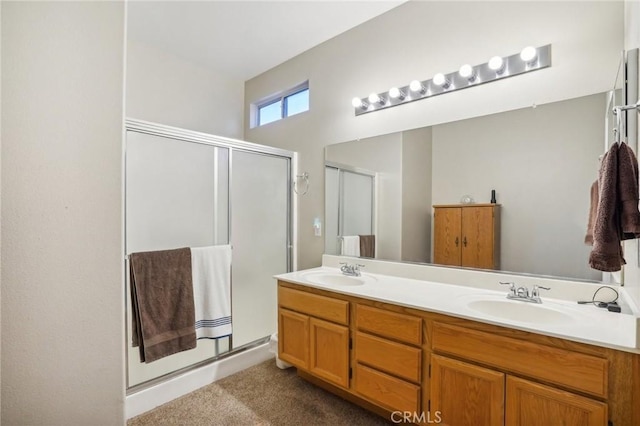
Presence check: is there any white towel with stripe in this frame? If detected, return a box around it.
[341,236,360,256]
[191,245,232,339]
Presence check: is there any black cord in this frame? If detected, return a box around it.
[577,285,619,307]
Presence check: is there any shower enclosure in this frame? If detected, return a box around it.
[124,119,293,389]
[324,163,376,256]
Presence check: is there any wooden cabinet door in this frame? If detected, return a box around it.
[506,376,607,426]
[433,207,462,266]
[278,308,309,369]
[310,317,350,388]
[431,354,505,426]
[461,206,495,269]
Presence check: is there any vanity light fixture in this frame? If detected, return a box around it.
[459,64,477,82]
[433,73,451,89]
[389,86,406,100]
[352,44,551,116]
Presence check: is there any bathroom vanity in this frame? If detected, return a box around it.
[276,257,640,426]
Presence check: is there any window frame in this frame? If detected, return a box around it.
[255,81,309,127]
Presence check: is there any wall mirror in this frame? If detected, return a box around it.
[325,78,629,282]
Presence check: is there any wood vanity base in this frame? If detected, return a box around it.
[278,280,640,426]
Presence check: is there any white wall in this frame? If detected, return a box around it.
[126,40,244,139]
[623,0,640,307]
[245,1,624,269]
[326,134,403,260]
[1,2,125,424]
[626,0,640,51]
[432,94,604,281]
[401,127,432,263]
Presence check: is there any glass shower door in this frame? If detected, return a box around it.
[124,121,293,390]
[341,170,374,237]
[230,150,291,348]
[324,165,375,256]
[125,131,230,387]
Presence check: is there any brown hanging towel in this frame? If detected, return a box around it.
[130,247,196,363]
[359,235,375,258]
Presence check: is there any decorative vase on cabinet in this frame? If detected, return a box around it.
[433,204,500,270]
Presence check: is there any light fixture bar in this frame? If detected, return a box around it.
[353,44,551,116]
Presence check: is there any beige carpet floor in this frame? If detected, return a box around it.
[128,359,393,426]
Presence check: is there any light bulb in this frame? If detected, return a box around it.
[459,64,474,78]
[351,97,364,108]
[488,56,504,71]
[520,46,537,63]
[389,87,405,100]
[433,73,446,86]
[409,80,425,93]
[368,93,385,106]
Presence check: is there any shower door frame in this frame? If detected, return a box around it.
[123,118,295,392]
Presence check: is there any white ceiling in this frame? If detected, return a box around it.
[127,1,406,81]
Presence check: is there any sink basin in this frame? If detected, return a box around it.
[466,299,574,324]
[301,271,373,287]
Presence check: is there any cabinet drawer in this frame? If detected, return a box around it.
[432,322,608,398]
[356,304,422,345]
[355,363,420,413]
[278,285,349,325]
[355,332,421,383]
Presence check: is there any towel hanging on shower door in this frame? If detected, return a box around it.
[340,236,360,256]
[129,247,196,363]
[191,245,233,339]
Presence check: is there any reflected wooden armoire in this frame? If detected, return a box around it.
[433,204,500,270]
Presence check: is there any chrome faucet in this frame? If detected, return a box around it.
[499,282,550,304]
[340,262,364,277]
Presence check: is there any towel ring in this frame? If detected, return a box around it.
[294,172,309,196]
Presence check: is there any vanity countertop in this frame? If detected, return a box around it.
[275,266,640,353]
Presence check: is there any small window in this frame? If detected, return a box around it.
[258,100,282,126]
[256,82,309,127]
[284,89,309,117]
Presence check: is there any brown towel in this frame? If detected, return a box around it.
[584,180,598,245]
[617,142,640,239]
[589,145,625,271]
[130,247,196,363]
[359,235,375,258]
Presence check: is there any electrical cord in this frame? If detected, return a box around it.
[577,286,620,311]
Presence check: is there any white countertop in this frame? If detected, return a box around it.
[275,266,640,353]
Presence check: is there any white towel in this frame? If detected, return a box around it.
[341,236,360,256]
[191,245,232,339]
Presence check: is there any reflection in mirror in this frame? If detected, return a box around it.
[326,92,614,282]
[326,128,432,263]
[325,163,375,257]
